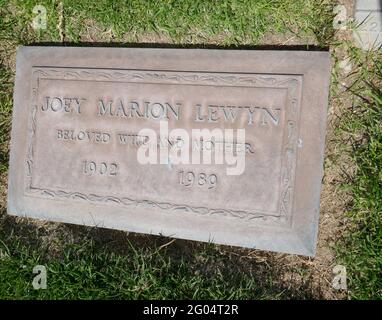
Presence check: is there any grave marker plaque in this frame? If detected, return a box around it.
[354,0,382,49]
[8,47,330,256]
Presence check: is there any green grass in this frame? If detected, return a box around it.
[0,0,381,300]
[0,66,12,173]
[4,0,335,45]
[335,49,382,300]
[0,222,300,299]
[0,234,253,299]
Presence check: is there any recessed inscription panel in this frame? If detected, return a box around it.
[27,68,301,221]
[9,47,330,256]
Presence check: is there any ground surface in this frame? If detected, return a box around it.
[0,0,381,299]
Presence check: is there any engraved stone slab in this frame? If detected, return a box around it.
[354,0,382,49]
[8,47,330,256]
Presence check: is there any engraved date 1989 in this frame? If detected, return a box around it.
[82,160,118,176]
[178,170,217,189]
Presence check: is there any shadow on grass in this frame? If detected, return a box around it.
[0,206,326,299]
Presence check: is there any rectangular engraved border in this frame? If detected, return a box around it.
[25,67,302,226]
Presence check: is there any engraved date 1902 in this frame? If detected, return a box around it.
[82,160,118,176]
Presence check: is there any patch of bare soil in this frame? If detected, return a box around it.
[259,32,318,47]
